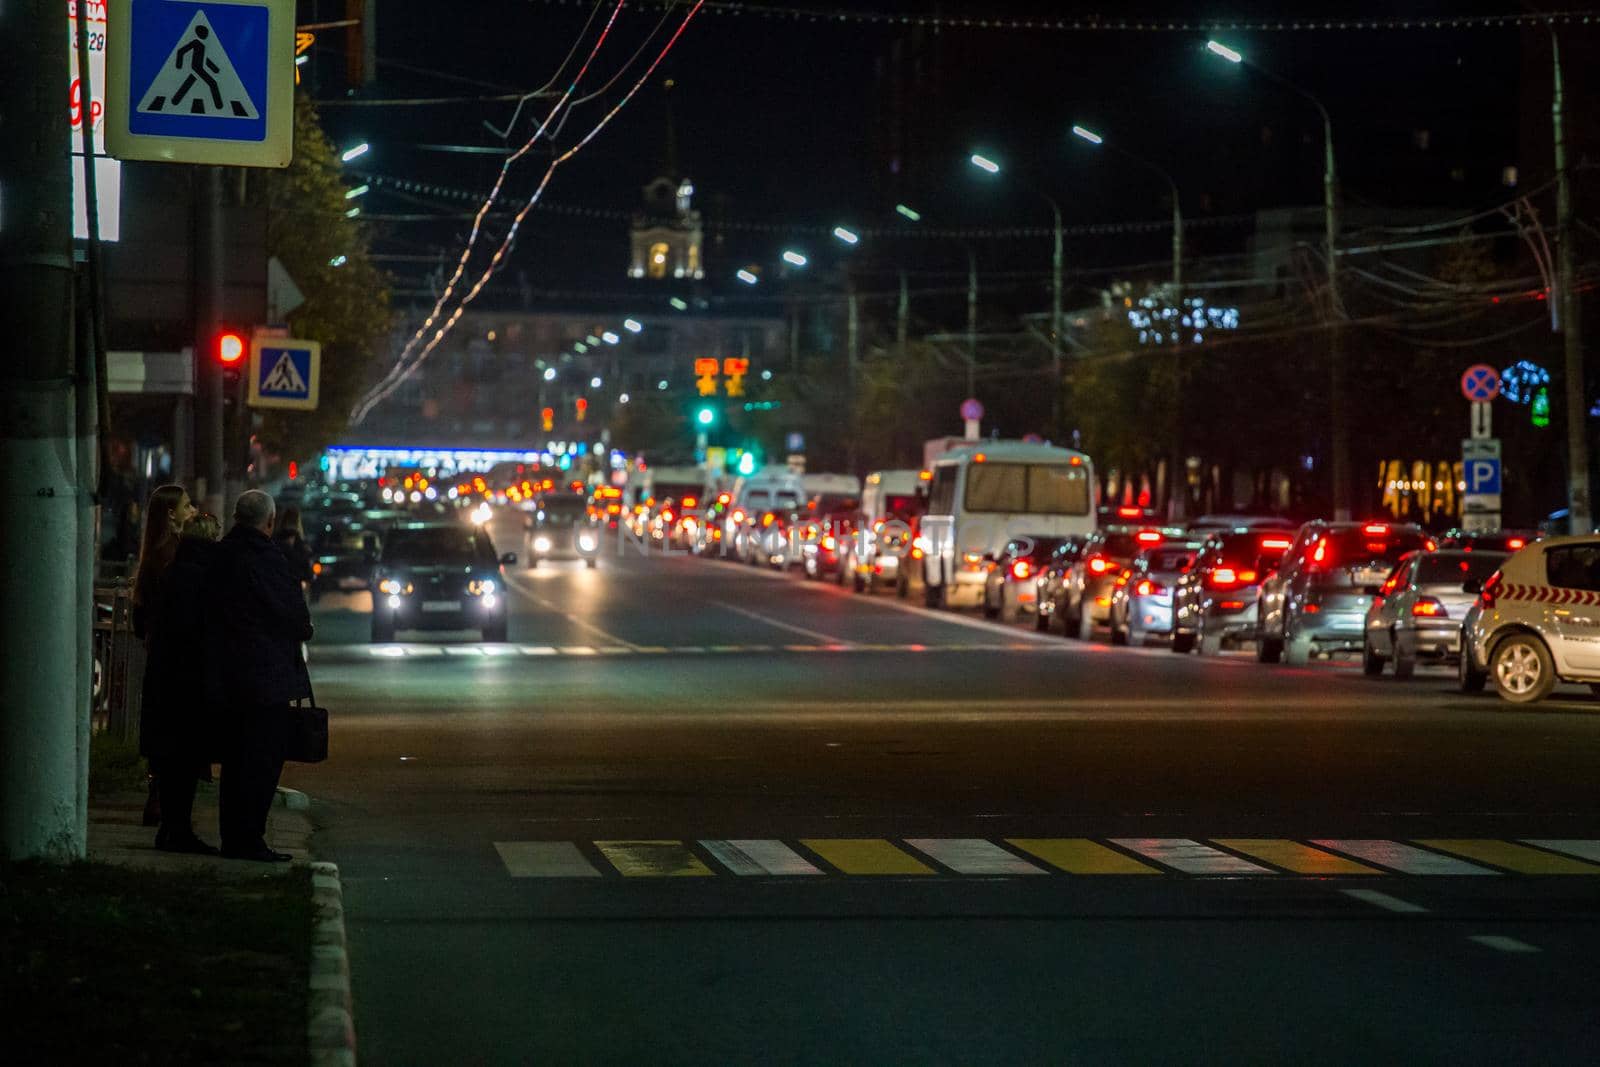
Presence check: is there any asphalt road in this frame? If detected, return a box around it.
[291,515,1600,1065]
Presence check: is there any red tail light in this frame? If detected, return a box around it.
[1507,537,1526,550]
[1379,571,1403,598]
[822,535,836,550]
[1135,579,1167,597]
[1363,523,1389,535]
[1011,560,1033,580]
[1306,537,1332,572]
[1424,538,1438,551]
[1117,506,1141,518]
[1087,556,1113,575]
[1479,571,1502,610]
[731,509,746,524]
[1411,597,1447,618]
[682,496,698,508]
[1136,530,1163,545]
[1209,566,1259,589]
[1260,537,1292,551]
[661,511,674,523]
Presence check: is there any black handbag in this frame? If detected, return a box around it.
[286,684,329,764]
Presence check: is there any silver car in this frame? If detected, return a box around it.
[1362,549,1508,678]
[1460,535,1600,703]
[1109,542,1203,645]
[1257,521,1430,665]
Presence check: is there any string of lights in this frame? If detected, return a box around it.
[352,1,708,424]
[532,0,1600,32]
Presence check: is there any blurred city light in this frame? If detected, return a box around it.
[969,153,1000,174]
[543,367,557,381]
[624,318,643,332]
[832,226,859,245]
[1071,125,1104,145]
[782,250,808,267]
[895,203,922,221]
[737,268,759,284]
[340,142,370,162]
[1206,40,1243,63]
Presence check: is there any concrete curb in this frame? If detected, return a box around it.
[277,787,312,810]
[307,861,358,1067]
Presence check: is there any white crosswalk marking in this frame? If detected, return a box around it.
[495,841,601,878]
[1111,838,1274,874]
[1522,840,1600,864]
[905,838,1047,875]
[1313,840,1497,875]
[699,839,823,876]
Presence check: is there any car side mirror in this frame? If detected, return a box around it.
[1462,578,1482,595]
[500,552,518,566]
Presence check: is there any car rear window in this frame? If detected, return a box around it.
[1099,533,1140,558]
[965,463,1090,515]
[384,526,489,564]
[1416,554,1505,584]
[1147,549,1195,571]
[1325,528,1427,563]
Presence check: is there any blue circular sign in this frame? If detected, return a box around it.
[1461,364,1501,403]
[960,398,984,421]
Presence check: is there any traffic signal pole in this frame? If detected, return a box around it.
[196,166,227,518]
[1553,32,1591,534]
[1,1,91,860]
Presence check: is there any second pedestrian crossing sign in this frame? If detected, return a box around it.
[248,337,320,411]
[107,0,294,168]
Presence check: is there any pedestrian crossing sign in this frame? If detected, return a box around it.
[248,337,320,411]
[107,0,294,168]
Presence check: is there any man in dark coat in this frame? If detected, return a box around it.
[210,490,313,861]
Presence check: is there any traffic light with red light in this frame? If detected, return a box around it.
[541,407,555,432]
[217,331,245,365]
[574,397,588,422]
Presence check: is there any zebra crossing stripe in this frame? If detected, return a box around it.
[1312,840,1497,875]
[1111,838,1275,874]
[1212,839,1382,875]
[699,839,823,876]
[1522,839,1600,864]
[904,838,1047,875]
[1419,839,1600,874]
[495,841,601,878]
[1006,839,1160,875]
[594,840,714,877]
[801,839,934,875]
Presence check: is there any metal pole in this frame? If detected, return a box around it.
[1049,197,1063,433]
[967,247,978,399]
[1321,105,1349,521]
[1,0,88,860]
[1553,32,1591,534]
[897,268,909,363]
[197,168,227,518]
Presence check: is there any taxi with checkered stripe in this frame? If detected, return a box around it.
[1460,534,1600,703]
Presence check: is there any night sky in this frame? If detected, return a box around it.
[307,2,1541,308]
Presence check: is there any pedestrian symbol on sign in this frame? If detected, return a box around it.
[260,351,308,395]
[137,12,259,119]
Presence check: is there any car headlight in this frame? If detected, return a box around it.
[378,578,413,595]
[468,579,496,596]
[577,533,597,552]
[533,535,552,552]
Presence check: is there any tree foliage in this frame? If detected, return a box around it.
[249,94,391,459]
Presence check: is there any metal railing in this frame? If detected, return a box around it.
[93,580,144,743]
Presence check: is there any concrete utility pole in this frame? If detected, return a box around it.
[197,167,227,518]
[1,0,90,860]
[1553,31,1591,535]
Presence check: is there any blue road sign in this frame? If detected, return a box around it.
[248,337,320,410]
[108,1,294,168]
[1464,457,1502,495]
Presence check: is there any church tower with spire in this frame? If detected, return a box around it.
[628,79,704,280]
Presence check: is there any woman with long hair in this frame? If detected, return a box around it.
[273,505,314,590]
[131,484,196,834]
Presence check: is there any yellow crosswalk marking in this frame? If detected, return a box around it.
[1212,839,1382,875]
[1416,839,1600,875]
[1006,838,1159,875]
[594,840,714,877]
[800,839,934,874]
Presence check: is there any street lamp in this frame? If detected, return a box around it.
[339,142,369,163]
[781,250,808,267]
[969,149,1065,431]
[623,318,642,333]
[832,226,860,245]
[1206,39,1348,518]
[736,268,759,285]
[1070,124,1182,295]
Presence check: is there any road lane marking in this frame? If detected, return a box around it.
[1111,838,1275,874]
[1212,839,1383,876]
[1312,840,1498,875]
[1467,935,1541,953]
[443,646,484,656]
[369,646,405,658]
[904,838,1047,875]
[594,840,714,877]
[559,646,597,656]
[1341,888,1428,913]
[495,841,601,878]
[699,839,823,876]
[519,646,558,655]
[800,839,934,875]
[400,645,443,656]
[1005,838,1160,875]
[1522,839,1600,864]
[709,600,850,645]
[501,571,644,650]
[1417,839,1600,875]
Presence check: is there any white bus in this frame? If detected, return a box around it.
[919,441,1097,608]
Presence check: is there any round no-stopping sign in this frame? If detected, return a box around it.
[960,398,984,421]
[1461,364,1501,403]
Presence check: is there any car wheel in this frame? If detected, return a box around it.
[1392,630,1416,680]
[1034,606,1050,632]
[1491,634,1556,704]
[1284,632,1312,666]
[1077,606,1095,642]
[981,587,1000,618]
[1362,638,1385,676]
[1459,647,1489,693]
[1110,616,1128,646]
[482,619,508,643]
[1198,632,1222,657]
[585,558,597,570]
[371,617,395,644]
[1171,630,1196,654]
[999,593,1019,625]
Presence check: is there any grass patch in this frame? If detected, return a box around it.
[0,860,311,1064]
[89,732,148,797]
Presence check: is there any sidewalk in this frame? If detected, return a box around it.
[89,781,314,872]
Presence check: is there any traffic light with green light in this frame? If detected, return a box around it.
[695,404,717,428]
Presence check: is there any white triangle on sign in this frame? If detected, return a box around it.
[261,352,308,394]
[136,11,260,119]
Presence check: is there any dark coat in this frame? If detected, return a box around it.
[139,537,221,763]
[274,531,314,585]
[209,524,314,708]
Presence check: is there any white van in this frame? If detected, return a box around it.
[849,469,926,592]
[919,441,1097,608]
[725,470,808,553]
